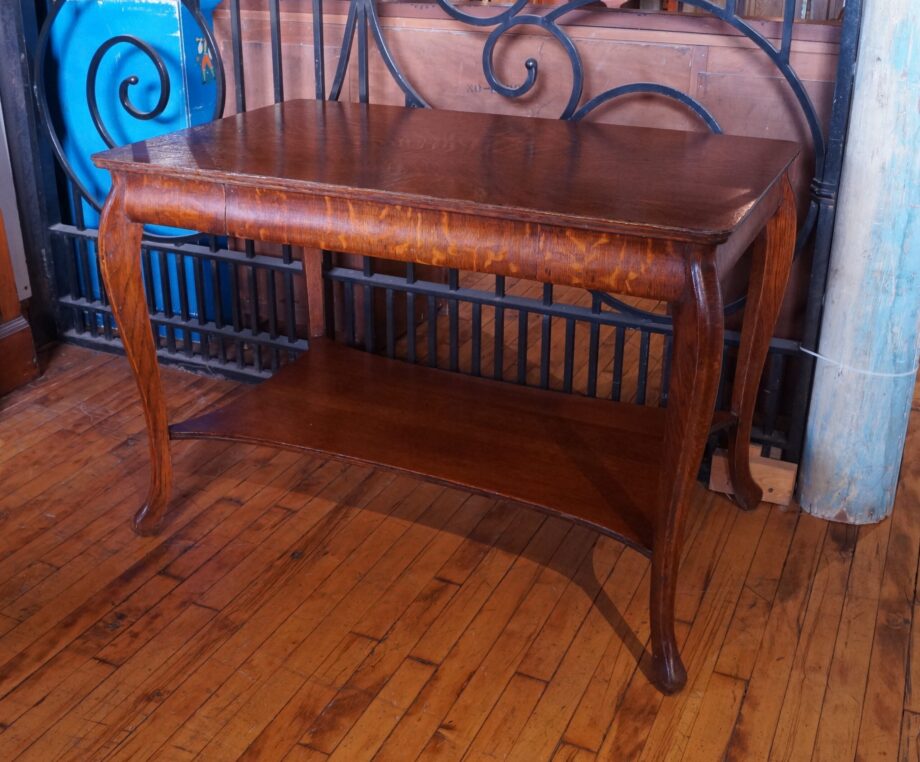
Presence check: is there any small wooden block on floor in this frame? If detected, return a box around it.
[709,446,797,506]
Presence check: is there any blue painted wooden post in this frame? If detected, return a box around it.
[797,0,919,523]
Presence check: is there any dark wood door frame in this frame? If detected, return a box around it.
[0,209,39,396]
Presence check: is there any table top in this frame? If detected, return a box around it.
[94,99,799,244]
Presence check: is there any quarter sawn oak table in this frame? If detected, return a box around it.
[93,99,798,694]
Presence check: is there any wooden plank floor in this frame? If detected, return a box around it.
[0,343,918,761]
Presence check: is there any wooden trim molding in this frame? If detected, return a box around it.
[0,211,38,397]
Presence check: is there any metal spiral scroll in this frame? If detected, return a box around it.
[85,36,173,150]
[430,0,821,178]
[424,0,825,319]
[34,0,226,230]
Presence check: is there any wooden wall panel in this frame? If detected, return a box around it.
[214,8,840,125]
[0,211,38,396]
[214,7,839,163]
[213,5,840,337]
[738,0,844,21]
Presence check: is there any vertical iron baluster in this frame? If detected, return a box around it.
[328,1,358,102]
[611,326,625,401]
[157,250,176,354]
[471,302,482,377]
[283,246,297,357]
[760,353,785,456]
[781,0,795,60]
[357,3,369,103]
[175,251,193,356]
[660,334,673,407]
[427,294,438,367]
[192,248,208,359]
[343,281,356,345]
[786,0,863,462]
[539,283,552,388]
[75,186,109,338]
[385,288,395,358]
[267,269,279,371]
[517,309,528,384]
[493,276,505,381]
[448,269,459,372]
[313,0,326,100]
[244,241,261,371]
[251,282,262,367]
[406,263,417,363]
[229,0,246,112]
[74,202,97,338]
[175,252,189,321]
[562,318,575,392]
[715,346,731,411]
[322,251,336,338]
[208,237,227,364]
[363,257,375,352]
[269,0,284,102]
[141,246,156,314]
[636,330,650,405]
[230,257,244,367]
[587,294,601,397]
[65,228,84,334]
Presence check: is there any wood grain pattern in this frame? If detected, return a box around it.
[709,445,798,506]
[96,178,171,535]
[92,100,797,695]
[727,176,797,509]
[95,100,799,245]
[0,211,38,397]
[0,347,917,759]
[649,254,724,693]
[0,212,24,325]
[169,337,740,554]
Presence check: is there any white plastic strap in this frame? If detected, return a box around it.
[800,346,919,379]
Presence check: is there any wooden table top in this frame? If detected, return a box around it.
[94,99,799,244]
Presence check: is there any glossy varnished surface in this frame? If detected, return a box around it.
[94,100,799,243]
[1,346,918,761]
[0,212,39,396]
[92,100,799,694]
[170,339,730,554]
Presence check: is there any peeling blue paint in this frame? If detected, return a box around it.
[798,0,920,523]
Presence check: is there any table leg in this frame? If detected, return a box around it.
[98,178,172,536]
[651,255,723,694]
[727,177,797,509]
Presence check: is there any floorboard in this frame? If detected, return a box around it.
[0,344,916,761]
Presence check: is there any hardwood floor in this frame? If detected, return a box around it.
[0,342,917,761]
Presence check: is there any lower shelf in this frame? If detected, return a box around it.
[171,339,732,555]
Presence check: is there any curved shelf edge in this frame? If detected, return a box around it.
[169,339,737,558]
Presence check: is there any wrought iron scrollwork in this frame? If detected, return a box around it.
[315,0,833,335]
[34,0,226,217]
[409,0,824,322]
[477,1,592,119]
[328,0,428,107]
[573,84,722,132]
[31,0,856,450]
[85,36,173,149]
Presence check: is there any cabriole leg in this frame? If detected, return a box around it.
[97,177,172,535]
[728,177,797,509]
[650,256,724,694]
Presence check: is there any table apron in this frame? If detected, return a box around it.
[119,173,695,302]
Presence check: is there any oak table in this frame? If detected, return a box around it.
[93,99,798,694]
